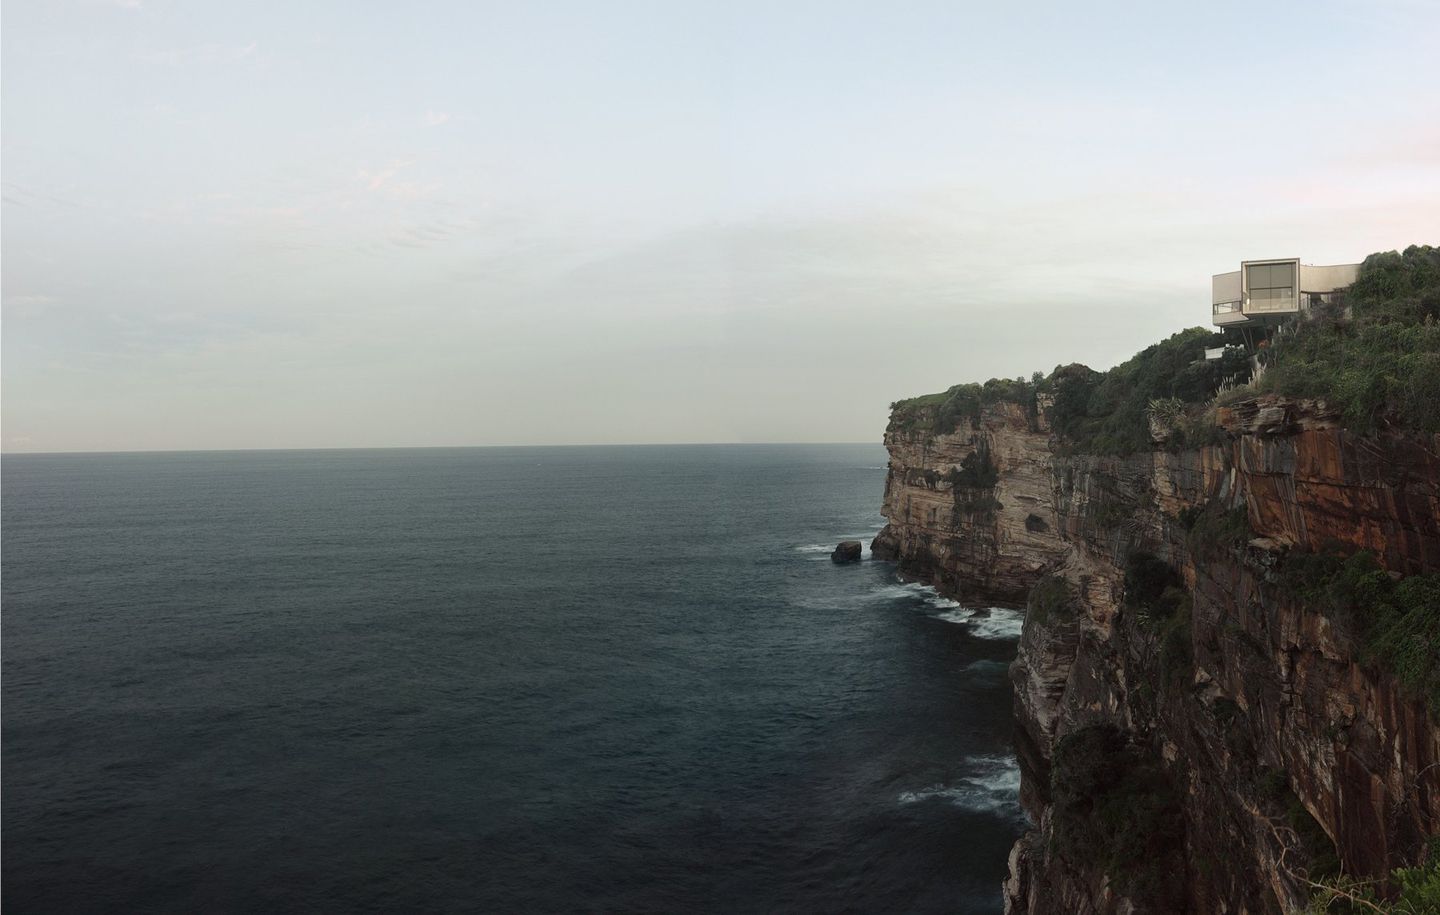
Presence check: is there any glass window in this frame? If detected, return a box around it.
[1247,263,1297,309]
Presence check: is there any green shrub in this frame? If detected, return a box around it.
[1259,245,1440,433]
[893,245,1439,451]
[1028,575,1076,625]
[1050,725,1186,908]
[1303,853,1439,914]
[1278,549,1440,713]
[1183,501,1252,555]
[1124,552,1187,621]
[1258,767,1341,880]
[892,246,1434,452]
[1047,328,1248,455]
[945,445,998,489]
[889,385,978,434]
[890,376,1041,434]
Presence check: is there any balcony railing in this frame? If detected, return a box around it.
[1246,297,1300,314]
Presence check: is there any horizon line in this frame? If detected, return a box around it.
[1,441,883,458]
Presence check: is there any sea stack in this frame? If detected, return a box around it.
[831,541,862,564]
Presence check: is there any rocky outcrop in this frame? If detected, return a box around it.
[872,400,1070,605]
[873,394,1440,913]
[831,540,862,564]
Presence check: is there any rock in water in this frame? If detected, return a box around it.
[831,540,862,564]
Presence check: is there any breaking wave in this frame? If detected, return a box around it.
[794,529,883,559]
[934,606,1024,640]
[966,608,1025,640]
[898,755,1025,820]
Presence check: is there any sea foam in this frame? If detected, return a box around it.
[898,755,1025,819]
[934,605,1024,640]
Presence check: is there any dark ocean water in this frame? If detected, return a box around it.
[2,445,1026,913]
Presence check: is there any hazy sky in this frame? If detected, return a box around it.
[4,0,1438,451]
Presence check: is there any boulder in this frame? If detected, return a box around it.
[831,540,863,564]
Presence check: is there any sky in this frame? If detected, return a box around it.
[3,0,1439,452]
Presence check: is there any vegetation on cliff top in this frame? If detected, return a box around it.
[888,376,1037,435]
[1044,328,1247,454]
[890,327,1246,452]
[1259,245,1440,433]
[889,244,1440,447]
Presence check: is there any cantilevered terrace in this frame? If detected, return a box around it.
[1211,258,1360,331]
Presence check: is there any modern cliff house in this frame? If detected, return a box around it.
[1211,257,1360,333]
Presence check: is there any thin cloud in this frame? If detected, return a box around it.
[423,110,452,128]
[139,42,259,67]
[357,160,412,192]
[4,294,60,308]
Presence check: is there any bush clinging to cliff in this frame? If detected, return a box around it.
[1027,575,1076,625]
[1303,857,1440,914]
[1123,552,1187,622]
[1258,767,1341,881]
[1049,725,1186,908]
[1181,500,1252,556]
[1279,549,1440,713]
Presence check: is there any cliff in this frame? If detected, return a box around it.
[871,399,1068,605]
[873,393,1440,913]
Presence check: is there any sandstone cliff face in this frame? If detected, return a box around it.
[872,401,1070,605]
[872,395,1440,914]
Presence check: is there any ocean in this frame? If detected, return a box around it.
[2,444,1026,913]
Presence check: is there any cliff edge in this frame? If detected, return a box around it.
[874,247,1440,913]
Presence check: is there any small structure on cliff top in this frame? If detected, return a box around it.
[1210,257,1359,340]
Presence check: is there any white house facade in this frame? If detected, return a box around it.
[1211,258,1360,330]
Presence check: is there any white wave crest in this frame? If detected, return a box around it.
[965,608,1025,640]
[874,580,964,610]
[931,605,1024,639]
[898,755,1024,818]
[794,543,837,553]
[795,533,880,559]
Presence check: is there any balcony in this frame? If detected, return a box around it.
[1212,301,1249,326]
[1245,286,1299,314]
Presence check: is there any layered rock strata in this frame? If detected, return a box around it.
[872,394,1440,913]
